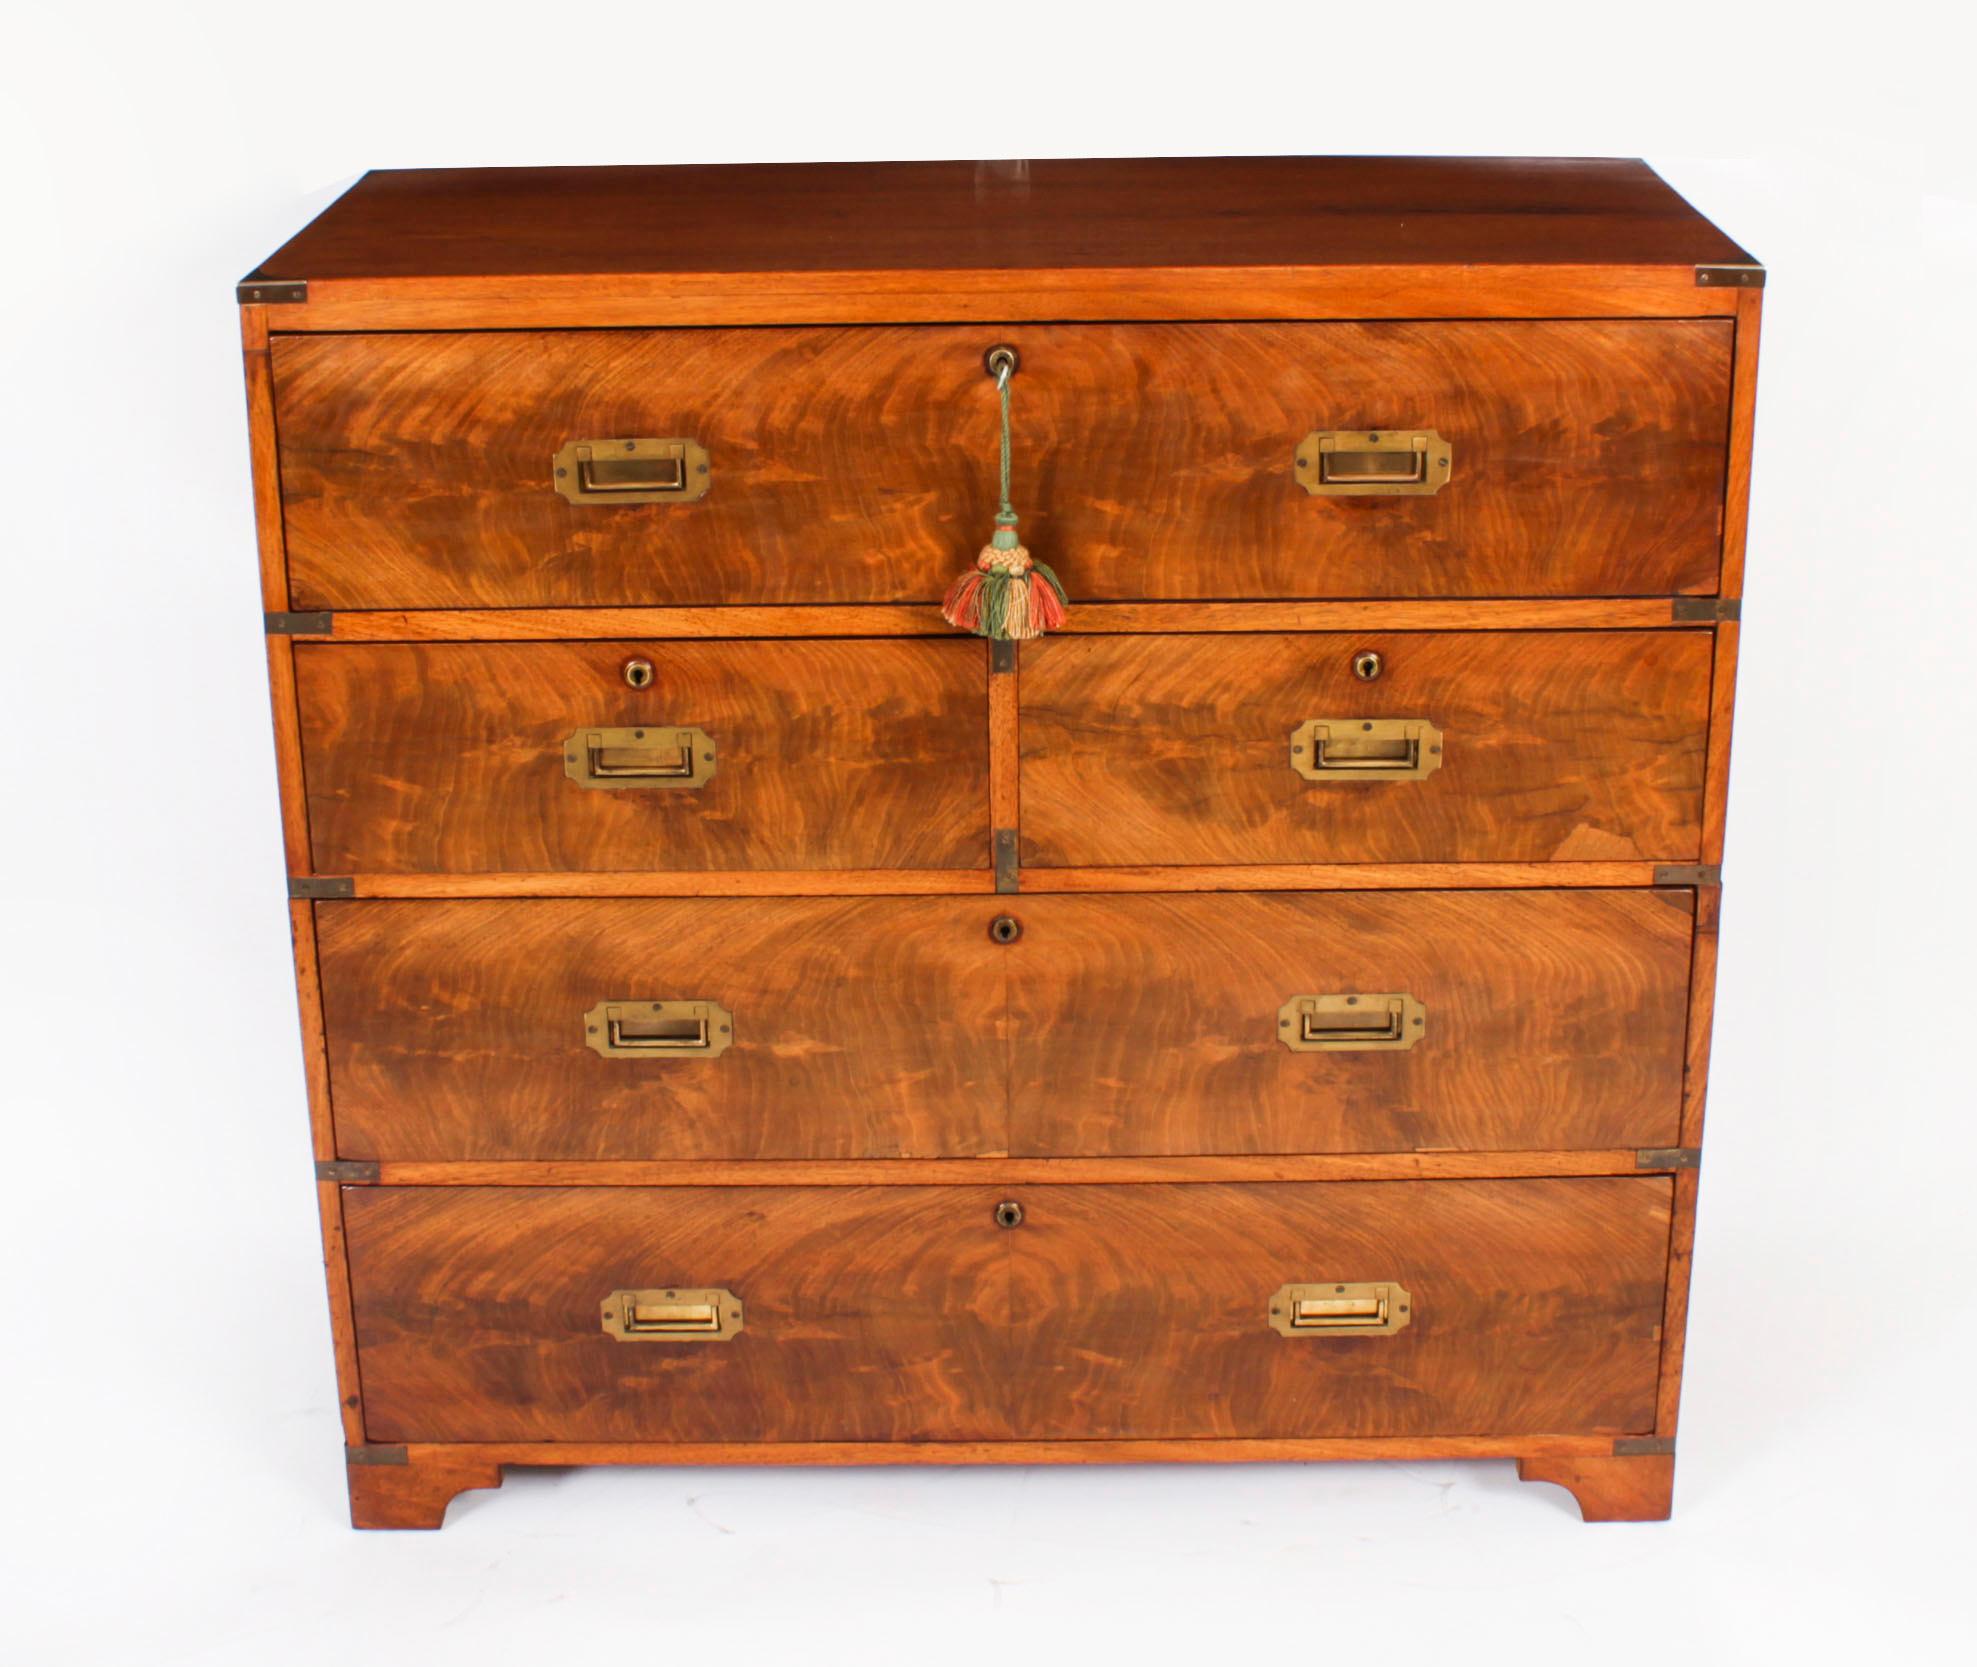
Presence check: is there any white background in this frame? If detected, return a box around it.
[4,2,1973,1660]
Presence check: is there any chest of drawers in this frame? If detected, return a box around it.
[239,156,1759,1527]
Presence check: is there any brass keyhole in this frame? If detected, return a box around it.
[990,915,1022,944]
[1352,650,1383,682]
[983,344,1020,381]
[622,658,655,689]
[994,1200,1024,1229]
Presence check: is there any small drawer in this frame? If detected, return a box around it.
[272,321,1731,610]
[344,1179,1669,1443]
[318,898,1010,1161]
[1020,630,1711,866]
[294,638,988,874]
[1006,889,1694,1155]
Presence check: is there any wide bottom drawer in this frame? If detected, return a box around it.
[346,1179,1670,1443]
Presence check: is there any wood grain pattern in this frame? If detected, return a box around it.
[1008,890,1693,1155]
[297,863,1668,899]
[262,265,1740,332]
[289,598,1684,642]
[1020,862,1663,893]
[273,322,1731,609]
[255,159,1754,282]
[368,1153,1659,1187]
[265,637,311,874]
[241,327,287,609]
[1516,1452,1675,1521]
[337,870,997,898]
[317,898,1009,1160]
[1721,287,1764,598]
[317,890,1689,1160]
[1702,621,1740,863]
[379,1435,1620,1466]
[1021,632,1712,866]
[343,1180,1669,1444]
[346,1451,503,1530]
[1656,1168,1703,1435]
[348,1435,1678,1526]
[347,1186,1014,1443]
[294,639,987,874]
[1006,1180,1668,1438]
[1681,885,1723,1150]
[989,649,1018,839]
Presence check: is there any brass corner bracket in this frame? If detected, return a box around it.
[1652,865,1721,888]
[289,876,356,900]
[994,829,1019,894]
[265,611,334,635]
[238,275,309,305]
[1671,597,1741,623]
[1695,264,1765,288]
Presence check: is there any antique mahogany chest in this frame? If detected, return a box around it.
[238,157,1759,1527]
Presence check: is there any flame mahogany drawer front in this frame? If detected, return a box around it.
[1021,630,1712,867]
[295,638,990,875]
[344,1180,1672,1444]
[272,321,1732,611]
[244,157,1758,1526]
[316,890,1694,1161]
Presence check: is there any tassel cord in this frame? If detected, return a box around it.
[997,358,1015,523]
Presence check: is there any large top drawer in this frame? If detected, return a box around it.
[272,321,1732,609]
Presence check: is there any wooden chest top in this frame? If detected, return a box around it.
[241,156,1761,328]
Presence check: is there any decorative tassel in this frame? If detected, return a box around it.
[941,352,1068,641]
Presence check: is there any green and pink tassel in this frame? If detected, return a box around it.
[942,351,1068,641]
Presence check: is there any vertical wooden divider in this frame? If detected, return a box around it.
[988,639,1020,1155]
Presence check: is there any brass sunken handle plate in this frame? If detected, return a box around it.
[601,1287,743,1342]
[585,999,734,1060]
[1269,1281,1412,1338]
[1290,718,1443,782]
[564,726,716,790]
[1294,429,1451,496]
[553,438,711,505]
[1278,993,1426,1052]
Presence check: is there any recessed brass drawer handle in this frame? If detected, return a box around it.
[1295,429,1451,496]
[1278,993,1426,1051]
[563,726,715,790]
[1290,718,1443,782]
[584,999,734,1059]
[554,438,711,505]
[1270,1281,1412,1337]
[601,1287,743,1342]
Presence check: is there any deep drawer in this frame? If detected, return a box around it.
[1020,630,1712,866]
[294,638,988,874]
[318,897,1009,1161]
[273,321,1731,610]
[317,889,1693,1160]
[345,1179,1670,1443]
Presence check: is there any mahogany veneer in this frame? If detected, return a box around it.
[240,156,1757,1527]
